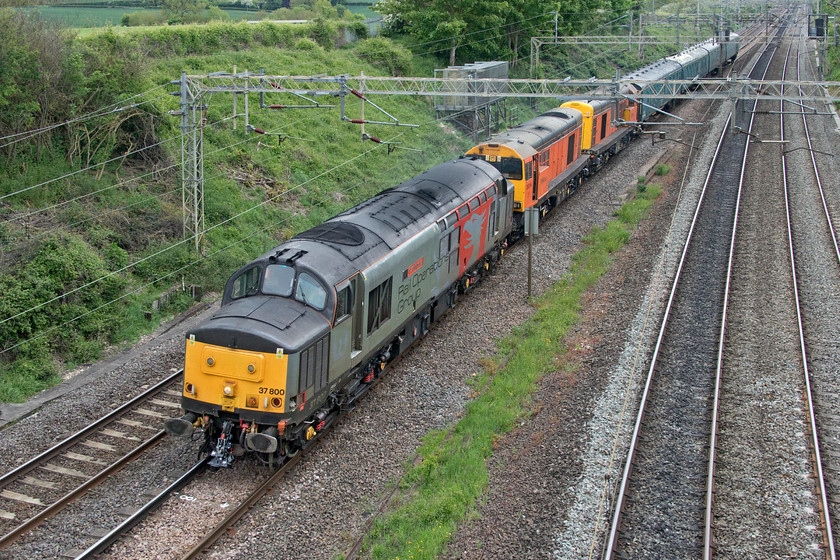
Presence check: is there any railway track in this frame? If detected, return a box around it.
[78,350,405,559]
[702,20,829,558]
[781,20,840,557]
[0,369,184,552]
[603,26,778,559]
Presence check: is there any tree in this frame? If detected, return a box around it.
[500,0,556,65]
[0,10,81,161]
[163,0,207,23]
[376,0,507,65]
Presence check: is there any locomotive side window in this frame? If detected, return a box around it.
[600,113,608,139]
[262,265,295,297]
[567,133,576,164]
[295,272,327,310]
[231,266,260,299]
[335,286,352,321]
[366,278,393,335]
[489,203,497,238]
[524,161,533,181]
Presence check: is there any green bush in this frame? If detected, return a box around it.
[654,163,671,176]
[309,16,337,48]
[354,37,412,76]
[121,10,168,26]
[205,6,231,22]
[294,37,320,50]
[346,20,368,40]
[0,12,82,161]
[0,340,60,403]
[0,232,130,386]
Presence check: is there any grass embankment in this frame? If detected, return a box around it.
[0,23,476,402]
[359,182,663,559]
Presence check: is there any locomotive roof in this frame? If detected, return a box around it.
[255,158,501,287]
[563,97,614,114]
[479,107,582,155]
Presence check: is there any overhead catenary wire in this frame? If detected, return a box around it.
[0,128,409,355]
[0,85,171,150]
[0,121,388,336]
[0,103,479,355]
[0,134,181,203]
[13,112,316,245]
[2,113,281,228]
[2,98,235,206]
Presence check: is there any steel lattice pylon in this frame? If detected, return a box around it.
[178,72,205,254]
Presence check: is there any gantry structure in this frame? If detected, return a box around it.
[173,46,840,252]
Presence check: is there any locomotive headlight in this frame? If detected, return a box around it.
[247,364,255,373]
[206,357,215,366]
[223,386,233,396]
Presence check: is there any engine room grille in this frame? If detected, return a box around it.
[300,334,329,392]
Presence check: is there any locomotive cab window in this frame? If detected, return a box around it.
[489,157,522,180]
[600,113,608,139]
[262,265,295,297]
[231,266,260,299]
[295,272,327,310]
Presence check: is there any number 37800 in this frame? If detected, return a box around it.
[258,387,285,395]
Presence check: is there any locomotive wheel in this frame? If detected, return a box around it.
[284,440,299,457]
